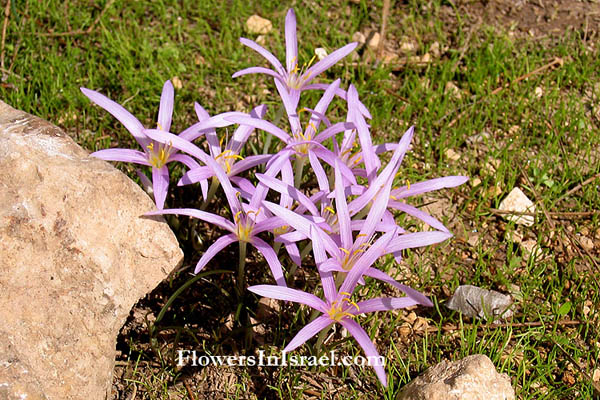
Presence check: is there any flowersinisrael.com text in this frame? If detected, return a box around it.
[177,349,385,368]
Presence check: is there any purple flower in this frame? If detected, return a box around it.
[233,9,358,110]
[248,229,416,387]
[81,80,200,209]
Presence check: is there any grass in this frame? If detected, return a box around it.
[3,0,600,399]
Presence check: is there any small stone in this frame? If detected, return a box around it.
[534,86,543,98]
[255,35,266,46]
[446,285,513,321]
[592,368,600,382]
[400,40,416,52]
[467,233,479,247]
[445,148,460,161]
[508,125,520,135]
[445,81,462,99]
[257,296,281,320]
[352,31,366,44]
[579,236,594,251]
[399,354,515,400]
[467,131,491,145]
[246,15,272,34]
[498,187,536,226]
[485,158,501,173]
[171,76,183,89]
[315,47,328,60]
[507,229,523,244]
[582,300,593,317]
[367,32,380,49]
[420,53,432,63]
[429,41,440,57]
[470,177,482,187]
[521,239,542,259]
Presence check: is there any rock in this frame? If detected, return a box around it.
[315,47,328,60]
[352,31,366,44]
[171,76,183,90]
[246,15,272,34]
[367,32,381,49]
[400,39,416,52]
[445,148,460,161]
[399,354,515,400]
[534,86,543,98]
[0,101,183,399]
[498,187,536,226]
[445,81,462,99]
[466,131,491,145]
[470,177,482,187]
[520,239,542,259]
[446,285,513,321]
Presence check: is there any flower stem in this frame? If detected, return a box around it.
[237,241,248,296]
[314,325,332,355]
[293,156,306,188]
[200,176,220,211]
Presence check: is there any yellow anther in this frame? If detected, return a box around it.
[157,123,163,131]
[356,234,367,238]
[147,142,154,152]
[324,206,336,215]
[353,156,362,165]
[340,291,351,296]
[406,180,411,190]
[339,248,351,255]
[234,210,243,223]
[390,195,398,201]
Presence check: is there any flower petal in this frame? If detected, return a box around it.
[339,318,387,387]
[238,37,286,76]
[158,80,174,132]
[353,297,419,314]
[392,176,469,199]
[81,87,148,147]
[145,207,235,232]
[256,173,319,216]
[302,42,358,86]
[194,233,238,273]
[90,148,150,165]
[362,268,433,307]
[152,166,170,210]
[284,315,333,352]
[248,285,327,312]
[386,231,453,254]
[251,237,287,287]
[284,9,298,73]
[390,201,449,233]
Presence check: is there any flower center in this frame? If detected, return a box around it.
[215,150,244,174]
[327,294,359,322]
[286,55,316,90]
[146,141,173,169]
[234,209,260,242]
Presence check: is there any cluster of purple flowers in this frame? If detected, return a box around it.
[82,9,467,387]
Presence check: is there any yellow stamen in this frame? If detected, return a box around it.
[324,206,336,215]
[406,179,411,190]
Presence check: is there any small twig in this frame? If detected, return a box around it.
[555,172,600,204]
[183,380,197,400]
[40,0,114,37]
[377,0,391,61]
[445,57,563,127]
[426,319,581,333]
[489,208,600,219]
[548,336,600,397]
[0,0,11,70]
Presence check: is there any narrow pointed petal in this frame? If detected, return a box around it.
[238,37,286,76]
[90,148,150,165]
[348,84,379,179]
[81,87,148,147]
[302,107,331,128]
[158,80,174,132]
[145,207,236,232]
[230,104,268,154]
[232,66,285,82]
[194,234,237,273]
[308,150,330,192]
[304,83,372,119]
[390,201,449,233]
[169,153,201,171]
[313,122,354,144]
[311,146,357,185]
[334,160,352,250]
[178,166,214,186]
[263,201,339,257]
[386,231,453,254]
[302,42,358,86]
[275,79,301,132]
[285,9,298,72]
[251,237,287,287]
[339,229,396,295]
[152,166,170,210]
[392,176,469,199]
[256,173,319,216]
[363,268,434,307]
[339,319,387,387]
[353,297,419,314]
[284,242,302,266]
[225,115,291,144]
[229,155,273,176]
[284,315,333,352]
[310,79,340,132]
[248,285,327,312]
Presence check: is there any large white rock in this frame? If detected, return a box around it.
[0,101,183,399]
[399,354,515,400]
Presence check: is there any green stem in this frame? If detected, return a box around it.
[314,324,332,355]
[237,241,248,297]
[200,176,220,211]
[293,156,306,188]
